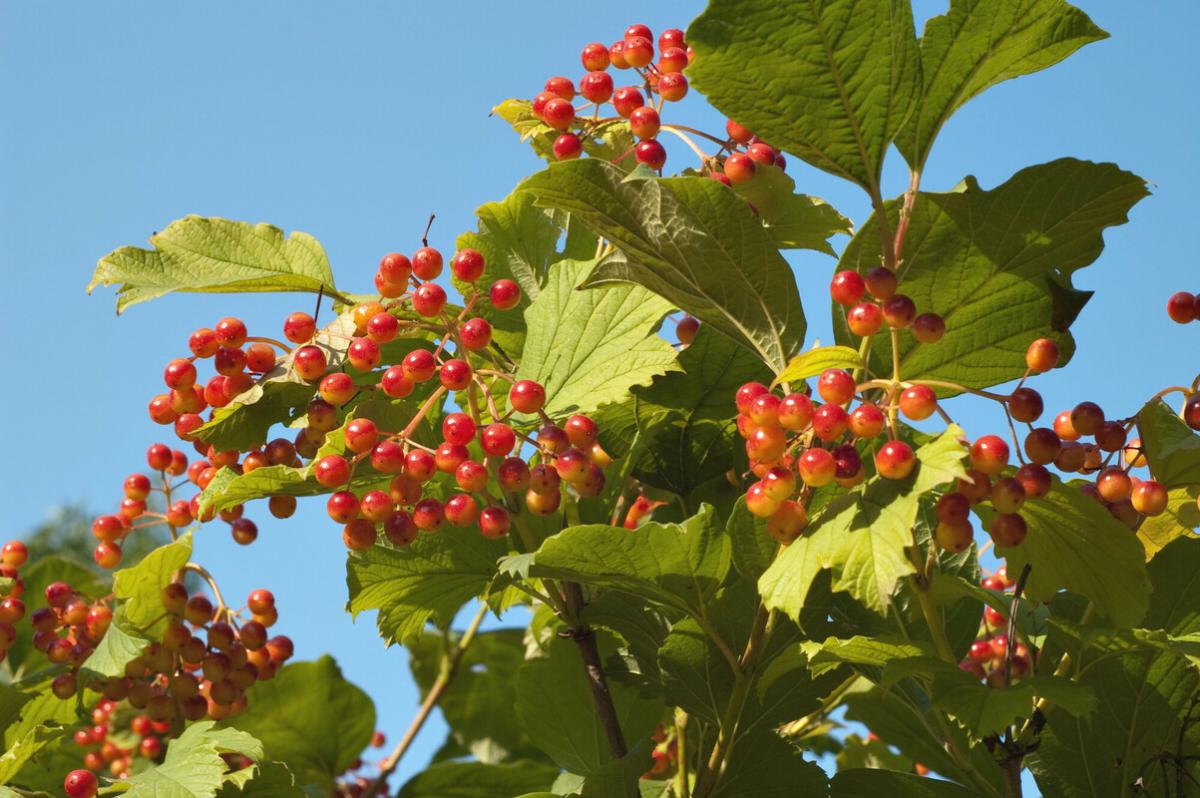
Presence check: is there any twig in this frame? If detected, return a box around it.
[361,602,488,798]
[562,582,628,759]
[421,213,436,247]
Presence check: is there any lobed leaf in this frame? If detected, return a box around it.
[90,216,341,313]
[773,345,863,389]
[1138,398,1200,489]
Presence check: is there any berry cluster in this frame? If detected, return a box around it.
[0,541,30,662]
[1167,290,1200,324]
[70,700,172,779]
[957,567,1034,687]
[28,580,114,700]
[830,268,946,344]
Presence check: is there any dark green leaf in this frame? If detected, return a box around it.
[729,162,851,254]
[396,760,559,798]
[1139,398,1200,489]
[687,0,920,193]
[832,768,977,797]
[110,721,263,798]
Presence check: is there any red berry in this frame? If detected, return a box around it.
[348,337,381,372]
[1009,387,1044,423]
[766,501,808,544]
[875,440,916,480]
[189,328,219,358]
[1167,291,1196,323]
[989,513,1027,547]
[846,303,883,337]
[609,41,629,69]
[735,382,769,415]
[439,359,472,391]
[344,419,379,454]
[544,76,575,101]
[412,498,444,531]
[779,393,815,431]
[481,423,517,456]
[314,455,350,487]
[658,46,688,74]
[541,97,575,131]
[489,279,521,311]
[899,385,938,421]
[725,119,753,144]
[677,316,700,345]
[912,313,945,343]
[1070,401,1105,436]
[380,366,414,398]
[657,72,688,102]
[293,345,328,382]
[412,247,443,280]
[214,317,247,349]
[479,506,511,539]
[444,494,480,528]
[413,282,447,317]
[371,440,406,474]
[1025,338,1059,373]
[509,380,546,413]
[405,449,437,482]
[565,415,599,449]
[319,372,356,406]
[970,435,1010,475]
[849,403,886,438]
[635,139,666,170]
[881,295,916,328]
[746,142,777,166]
[379,253,412,285]
[553,133,583,160]
[343,519,377,551]
[1185,395,1200,431]
[629,106,661,140]
[1015,463,1052,499]
[612,86,645,117]
[65,769,99,798]
[622,36,654,68]
[442,413,476,445]
[798,448,835,487]
[580,71,614,103]
[864,267,897,301]
[723,152,756,184]
[581,42,610,71]
[402,349,437,382]
[451,249,485,283]
[367,312,400,344]
[817,369,856,405]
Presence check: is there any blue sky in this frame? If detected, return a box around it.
[1,1,1197,792]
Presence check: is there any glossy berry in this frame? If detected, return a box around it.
[677,316,700,345]
[580,70,614,103]
[817,369,856,405]
[553,133,583,160]
[725,119,754,144]
[1131,479,1169,516]
[657,72,688,102]
[934,520,973,553]
[544,76,574,100]
[612,86,645,117]
[875,440,916,480]
[65,769,98,798]
[481,423,517,456]
[379,253,412,285]
[1009,387,1044,423]
[451,249,485,283]
[622,36,654,68]
[989,513,1028,547]
[1025,338,1059,373]
[412,247,443,280]
[581,42,610,71]
[319,372,356,406]
[439,359,472,391]
[541,97,574,130]
[293,345,328,382]
[798,448,835,487]
[846,303,883,337]
[899,385,937,421]
[1167,291,1196,323]
[849,403,886,438]
[863,267,897,301]
[509,380,546,414]
[812,404,849,442]
[489,279,521,311]
[314,455,350,487]
[830,271,866,306]
[970,435,1010,475]
[479,506,511,539]
[779,393,815,431]
[367,312,400,344]
[444,494,479,528]
[214,317,247,349]
[1184,395,1200,431]
[1024,428,1062,465]
[723,153,756,184]
[283,311,317,344]
[348,337,381,371]
[402,349,437,382]
[881,295,916,328]
[413,282,447,317]
[912,313,946,343]
[1070,401,1105,436]
[991,477,1026,513]
[635,140,667,170]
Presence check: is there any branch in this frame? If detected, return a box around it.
[562,581,628,758]
[361,602,489,798]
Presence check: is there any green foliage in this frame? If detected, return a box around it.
[494,99,635,167]
[773,345,863,389]
[899,0,1107,168]
[110,722,264,798]
[518,160,806,372]
[760,426,967,618]
[346,534,507,646]
[397,760,559,798]
[837,159,1148,391]
[515,258,679,418]
[1140,398,1200,488]
[688,0,920,195]
[226,657,375,792]
[727,163,852,254]
[90,216,342,313]
[831,769,979,797]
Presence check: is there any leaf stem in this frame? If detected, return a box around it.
[675,708,690,798]
[361,602,488,798]
[181,562,226,615]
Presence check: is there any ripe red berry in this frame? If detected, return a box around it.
[1025,338,1059,373]
[402,349,437,382]
[746,142,777,166]
[970,435,1010,475]
[413,282,447,317]
[635,139,667,170]
[367,312,400,344]
[64,769,99,798]
[189,328,219,358]
[314,455,351,487]
[846,303,883,337]
[581,42,610,71]
[580,71,614,104]
[412,247,443,280]
[343,519,377,551]
[1167,291,1196,323]
[444,494,480,528]
[481,423,517,456]
[625,23,652,41]
[94,541,123,569]
[1070,401,1105,436]
[875,440,916,480]
[283,312,317,344]
[442,413,476,446]
[629,106,661,140]
[936,492,971,523]
[293,345,328,382]
[371,440,407,474]
[544,76,575,101]
[214,317,247,349]
[319,372,356,406]
[1131,479,1169,515]
[899,385,937,421]
[622,36,654,68]
[479,506,511,539]
[405,449,437,482]
[542,97,575,131]
[798,448,835,487]
[344,418,379,454]
[509,380,546,414]
[677,316,700,345]
[348,337,381,372]
[553,133,583,160]
[723,152,756,184]
[379,366,414,399]
[989,513,1028,547]
[451,249,485,283]
[863,266,897,301]
[725,119,753,144]
[565,415,599,449]
[657,72,688,102]
[439,359,472,391]
[1,541,28,568]
[849,403,886,438]
[1185,395,1200,431]
[379,253,412,285]
[412,498,445,531]
[817,369,856,405]
[612,86,645,117]
[658,46,688,74]
[488,279,521,311]
[745,482,781,518]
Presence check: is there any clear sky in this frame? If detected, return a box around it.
[1,1,1197,792]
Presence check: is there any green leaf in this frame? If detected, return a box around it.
[517,160,805,372]
[1028,535,1200,796]
[580,592,671,686]
[90,216,341,313]
[1138,485,1200,559]
[346,533,507,646]
[760,426,967,618]
[114,533,192,632]
[225,657,374,792]
[773,345,864,389]
[714,730,830,798]
[515,638,663,776]
[688,0,919,193]
[726,497,780,581]
[111,721,262,798]
[801,635,928,678]
[524,505,730,622]
[836,734,913,773]
[514,258,678,418]
[407,629,532,763]
[837,159,1148,391]
[729,162,851,254]
[931,671,1096,738]
[595,323,772,498]
[576,741,654,798]
[1139,398,1200,489]
[900,0,1107,168]
[493,99,635,167]
[0,721,69,785]
[832,768,978,797]
[215,761,309,798]
[994,479,1150,627]
[397,761,560,798]
[453,190,561,357]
